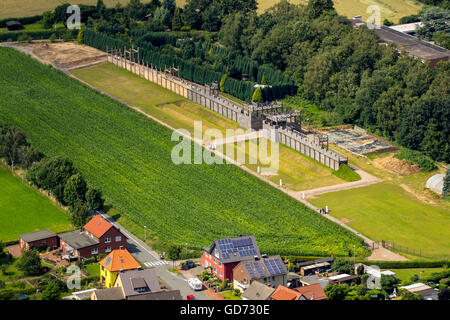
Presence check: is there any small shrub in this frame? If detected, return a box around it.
[49,33,57,42]
[394,148,437,172]
[333,164,361,182]
[17,33,32,43]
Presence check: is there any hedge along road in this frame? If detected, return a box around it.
[0,46,367,258]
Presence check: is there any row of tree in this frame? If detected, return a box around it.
[1,124,104,228]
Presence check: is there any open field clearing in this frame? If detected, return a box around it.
[225,138,345,191]
[256,0,423,22]
[0,47,367,256]
[309,182,450,259]
[383,268,446,284]
[0,0,151,19]
[0,165,72,242]
[72,62,241,136]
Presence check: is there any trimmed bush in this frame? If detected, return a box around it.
[394,148,437,172]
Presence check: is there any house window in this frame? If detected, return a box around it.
[213,267,217,273]
[115,236,122,242]
[213,257,216,264]
[91,248,98,255]
[218,261,222,267]
[105,237,111,243]
[105,247,112,253]
[219,271,223,277]
[243,278,247,284]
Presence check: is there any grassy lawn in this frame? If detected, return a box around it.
[385,268,446,284]
[309,182,450,260]
[225,138,345,191]
[0,165,73,242]
[85,263,100,278]
[0,257,26,282]
[72,63,240,137]
[221,290,242,300]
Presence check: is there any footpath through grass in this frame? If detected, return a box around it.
[0,165,72,242]
[0,47,367,257]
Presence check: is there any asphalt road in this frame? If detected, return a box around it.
[97,211,209,300]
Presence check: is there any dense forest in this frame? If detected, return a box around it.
[44,0,449,163]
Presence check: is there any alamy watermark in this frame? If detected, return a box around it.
[66,5,81,30]
[171,121,279,174]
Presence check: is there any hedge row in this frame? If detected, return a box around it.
[0,29,77,42]
[0,15,43,29]
[362,260,450,269]
[83,30,255,102]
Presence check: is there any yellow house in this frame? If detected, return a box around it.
[99,248,141,288]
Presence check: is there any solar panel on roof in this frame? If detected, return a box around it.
[245,264,256,279]
[104,257,111,267]
[254,263,265,277]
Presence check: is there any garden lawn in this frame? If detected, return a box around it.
[71,63,240,138]
[309,182,450,260]
[0,165,72,242]
[0,47,366,257]
[385,268,446,284]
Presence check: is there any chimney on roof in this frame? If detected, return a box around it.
[262,254,267,259]
[254,256,260,261]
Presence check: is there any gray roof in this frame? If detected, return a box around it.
[127,290,182,300]
[118,268,161,298]
[240,255,287,280]
[207,235,261,264]
[375,26,450,61]
[19,229,57,243]
[426,174,444,195]
[93,287,124,300]
[58,230,99,249]
[300,275,330,289]
[243,281,275,300]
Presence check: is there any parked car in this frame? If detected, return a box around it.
[186,260,196,268]
[188,278,203,291]
[187,294,196,300]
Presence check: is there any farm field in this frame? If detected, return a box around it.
[225,138,345,191]
[0,1,152,19]
[72,63,240,138]
[309,182,450,260]
[174,0,423,23]
[0,165,72,242]
[256,0,423,22]
[0,47,367,257]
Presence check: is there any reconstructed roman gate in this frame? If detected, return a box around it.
[107,50,348,170]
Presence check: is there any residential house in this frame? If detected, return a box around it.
[19,230,59,250]
[233,255,287,292]
[59,214,127,260]
[91,267,182,300]
[201,235,261,281]
[400,283,439,300]
[269,285,305,300]
[99,248,141,288]
[242,281,275,300]
[292,283,327,300]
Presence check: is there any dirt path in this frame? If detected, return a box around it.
[298,168,382,198]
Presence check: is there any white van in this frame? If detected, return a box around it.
[188,278,203,291]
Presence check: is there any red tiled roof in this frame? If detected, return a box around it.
[83,215,113,238]
[270,285,304,301]
[293,283,327,300]
[99,248,141,272]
